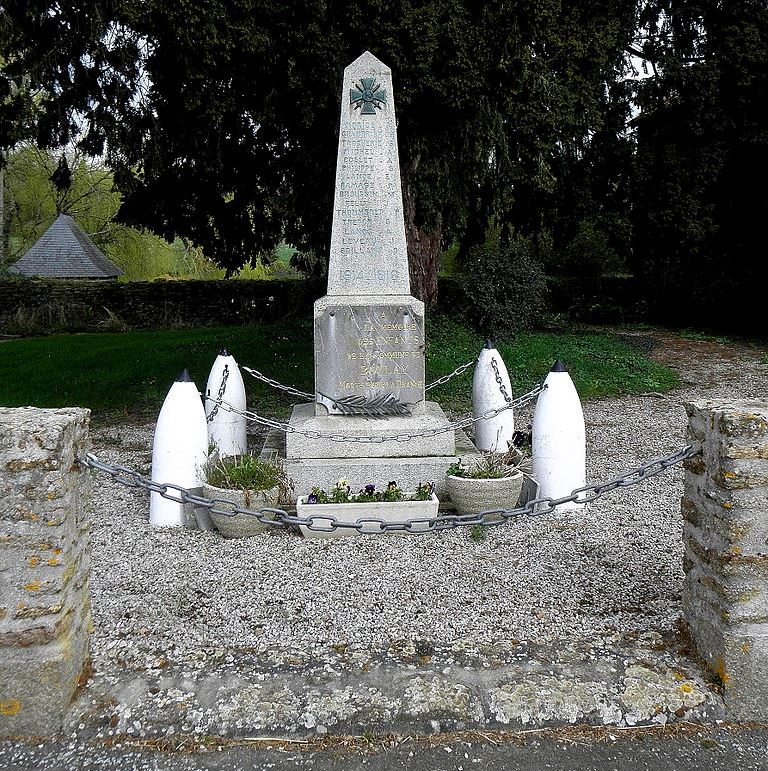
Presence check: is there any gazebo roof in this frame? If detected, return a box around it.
[11,213,123,279]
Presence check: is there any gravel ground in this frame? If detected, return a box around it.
[87,332,768,658]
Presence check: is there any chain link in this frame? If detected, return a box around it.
[206,365,230,423]
[242,359,476,399]
[204,382,546,444]
[240,366,314,401]
[425,359,477,391]
[491,357,512,405]
[82,443,700,534]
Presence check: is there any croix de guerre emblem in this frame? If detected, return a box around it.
[350,77,387,114]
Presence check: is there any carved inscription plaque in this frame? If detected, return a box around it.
[315,302,426,416]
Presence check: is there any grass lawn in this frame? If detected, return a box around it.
[0,317,678,422]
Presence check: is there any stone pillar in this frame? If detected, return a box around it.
[682,400,768,720]
[0,407,92,736]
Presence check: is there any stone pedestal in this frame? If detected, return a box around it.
[285,52,475,510]
[0,407,93,736]
[286,402,455,459]
[314,295,426,417]
[682,400,768,720]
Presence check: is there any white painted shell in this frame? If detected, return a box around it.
[205,353,247,457]
[149,375,209,527]
[532,367,586,511]
[472,346,515,452]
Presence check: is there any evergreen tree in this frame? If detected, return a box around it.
[1,1,636,305]
[630,0,768,330]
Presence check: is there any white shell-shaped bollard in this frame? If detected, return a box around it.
[149,370,209,527]
[205,349,247,457]
[473,341,515,452]
[532,361,586,511]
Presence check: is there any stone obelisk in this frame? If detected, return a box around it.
[315,50,426,419]
[284,52,465,492]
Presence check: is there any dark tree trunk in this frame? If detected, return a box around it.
[402,179,441,307]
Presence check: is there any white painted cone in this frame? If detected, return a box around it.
[149,370,209,527]
[473,340,515,452]
[532,361,586,512]
[205,349,247,457]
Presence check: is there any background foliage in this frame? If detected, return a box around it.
[1,1,766,332]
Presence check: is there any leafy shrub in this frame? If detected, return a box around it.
[558,219,623,279]
[461,228,548,338]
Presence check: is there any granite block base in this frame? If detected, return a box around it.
[263,428,479,501]
[285,401,456,459]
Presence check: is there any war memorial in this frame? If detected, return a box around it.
[0,52,766,765]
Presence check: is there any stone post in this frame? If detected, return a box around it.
[682,400,768,719]
[0,407,92,736]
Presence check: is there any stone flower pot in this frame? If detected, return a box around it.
[445,470,524,515]
[202,482,281,538]
[295,494,439,540]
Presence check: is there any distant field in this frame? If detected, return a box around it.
[0,317,678,422]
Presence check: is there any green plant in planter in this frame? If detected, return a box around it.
[205,454,291,501]
[201,452,294,538]
[446,448,530,517]
[448,447,530,479]
[307,479,435,504]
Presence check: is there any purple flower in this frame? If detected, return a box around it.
[307,493,318,504]
[364,484,376,494]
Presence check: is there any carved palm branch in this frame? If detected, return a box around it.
[320,392,411,418]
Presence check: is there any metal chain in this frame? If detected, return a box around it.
[204,382,547,444]
[82,443,699,534]
[491,357,512,405]
[206,365,230,423]
[240,366,314,401]
[243,359,476,399]
[425,359,476,392]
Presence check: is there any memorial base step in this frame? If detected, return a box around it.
[262,429,479,501]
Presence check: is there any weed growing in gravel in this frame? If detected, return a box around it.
[469,525,486,542]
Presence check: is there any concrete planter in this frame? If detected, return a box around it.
[445,470,524,515]
[296,494,439,539]
[202,482,280,538]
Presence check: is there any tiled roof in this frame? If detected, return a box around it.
[11,213,123,278]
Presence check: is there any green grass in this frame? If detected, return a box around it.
[0,317,679,422]
[427,316,679,413]
[0,323,315,422]
[677,328,734,344]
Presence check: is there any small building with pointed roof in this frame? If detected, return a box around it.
[11,213,123,279]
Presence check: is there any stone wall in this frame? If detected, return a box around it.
[0,278,320,333]
[2,276,476,335]
[683,400,768,719]
[0,407,92,736]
